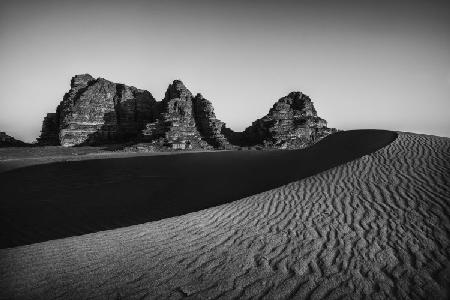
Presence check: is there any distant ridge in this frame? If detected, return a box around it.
[0,131,26,147]
[38,74,336,149]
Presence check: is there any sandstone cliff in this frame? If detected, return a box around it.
[39,75,336,149]
[193,93,230,149]
[141,80,209,150]
[39,74,156,146]
[228,92,336,149]
[141,82,231,150]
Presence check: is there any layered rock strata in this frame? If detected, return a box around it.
[141,80,209,150]
[227,92,336,149]
[192,94,231,149]
[38,75,336,149]
[39,74,156,146]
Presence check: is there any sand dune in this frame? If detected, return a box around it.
[0,132,449,299]
[0,130,396,248]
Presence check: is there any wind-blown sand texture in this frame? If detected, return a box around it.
[0,132,449,299]
[0,130,395,248]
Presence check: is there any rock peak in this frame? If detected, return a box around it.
[164,80,192,101]
[70,74,94,89]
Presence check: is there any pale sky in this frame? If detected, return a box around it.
[1,0,449,142]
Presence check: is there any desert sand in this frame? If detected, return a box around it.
[0,131,449,299]
[0,130,395,248]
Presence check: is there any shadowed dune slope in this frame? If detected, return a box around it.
[0,130,396,248]
[0,132,449,299]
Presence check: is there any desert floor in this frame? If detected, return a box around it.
[0,130,449,299]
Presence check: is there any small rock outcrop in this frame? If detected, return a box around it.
[39,74,156,146]
[0,132,26,147]
[38,75,336,149]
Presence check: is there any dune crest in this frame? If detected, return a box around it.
[1,132,449,299]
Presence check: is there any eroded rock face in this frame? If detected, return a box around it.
[0,132,26,147]
[192,93,230,149]
[141,80,209,149]
[37,113,59,145]
[227,92,336,149]
[39,74,156,146]
[39,75,336,149]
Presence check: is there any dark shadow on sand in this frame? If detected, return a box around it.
[0,130,397,248]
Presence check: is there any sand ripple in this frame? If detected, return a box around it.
[1,132,449,299]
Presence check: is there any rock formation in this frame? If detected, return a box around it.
[0,132,26,147]
[228,92,336,149]
[39,75,336,149]
[37,113,59,145]
[141,80,209,150]
[192,93,230,149]
[39,74,156,146]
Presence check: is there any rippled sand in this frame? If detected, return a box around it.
[0,132,449,299]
